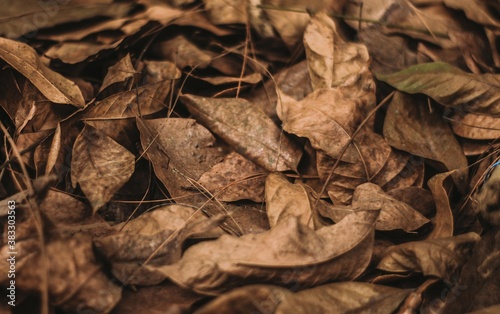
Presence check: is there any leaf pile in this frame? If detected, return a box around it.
[0,0,499,313]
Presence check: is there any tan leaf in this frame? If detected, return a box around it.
[182,94,302,172]
[275,282,411,314]
[88,81,171,118]
[94,204,225,285]
[99,53,136,92]
[443,0,500,28]
[427,171,456,239]
[71,124,135,213]
[320,183,430,233]
[384,91,468,190]
[265,172,315,229]
[0,0,133,38]
[377,232,480,283]
[152,35,212,69]
[136,117,226,199]
[451,113,500,140]
[144,209,379,295]
[0,37,85,107]
[0,220,121,313]
[303,11,335,90]
[376,62,500,116]
[198,152,266,202]
[277,88,364,160]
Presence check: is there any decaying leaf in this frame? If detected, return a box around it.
[71,124,135,213]
[377,232,480,283]
[143,208,379,295]
[383,91,468,190]
[198,152,266,202]
[94,204,225,285]
[0,37,85,107]
[182,94,302,172]
[376,62,500,116]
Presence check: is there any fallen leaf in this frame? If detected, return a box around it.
[377,232,480,283]
[275,282,412,314]
[144,208,379,295]
[71,124,135,213]
[376,62,500,116]
[99,53,136,93]
[0,37,85,107]
[198,152,266,202]
[451,113,500,140]
[182,94,302,172]
[383,91,468,190]
[427,171,456,239]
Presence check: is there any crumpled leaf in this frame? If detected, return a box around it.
[275,282,412,314]
[265,172,315,229]
[88,80,172,118]
[277,88,363,160]
[377,232,480,283]
[182,94,302,172]
[0,37,85,107]
[195,284,291,314]
[427,171,456,239]
[136,117,226,199]
[71,124,135,213]
[0,216,121,313]
[376,62,500,116]
[94,204,225,285]
[99,53,135,93]
[198,152,266,202]
[383,91,468,190]
[303,12,335,90]
[319,183,430,232]
[144,208,379,295]
[441,229,500,313]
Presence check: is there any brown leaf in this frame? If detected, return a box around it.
[0,37,85,107]
[94,204,225,285]
[377,232,480,283]
[136,117,226,199]
[303,12,335,90]
[0,0,133,38]
[265,172,315,229]
[143,208,379,295]
[451,113,500,140]
[88,80,171,119]
[427,171,456,239]
[71,124,135,213]
[320,183,430,233]
[277,88,364,160]
[198,152,266,202]
[99,53,136,93]
[195,284,292,314]
[275,282,411,314]
[182,94,302,172]
[383,91,468,190]
[0,222,122,313]
[376,63,500,116]
[152,35,212,69]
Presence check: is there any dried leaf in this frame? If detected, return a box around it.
[275,282,412,314]
[144,208,379,295]
[71,124,135,213]
[383,91,468,190]
[88,80,171,118]
[265,172,315,229]
[376,62,500,116]
[377,232,480,283]
[136,117,226,199]
[451,113,500,140]
[99,53,136,92]
[182,94,302,172]
[95,204,224,285]
[303,12,335,90]
[0,37,85,107]
[427,171,456,239]
[198,152,266,202]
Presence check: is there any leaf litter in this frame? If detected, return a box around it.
[0,0,499,313]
